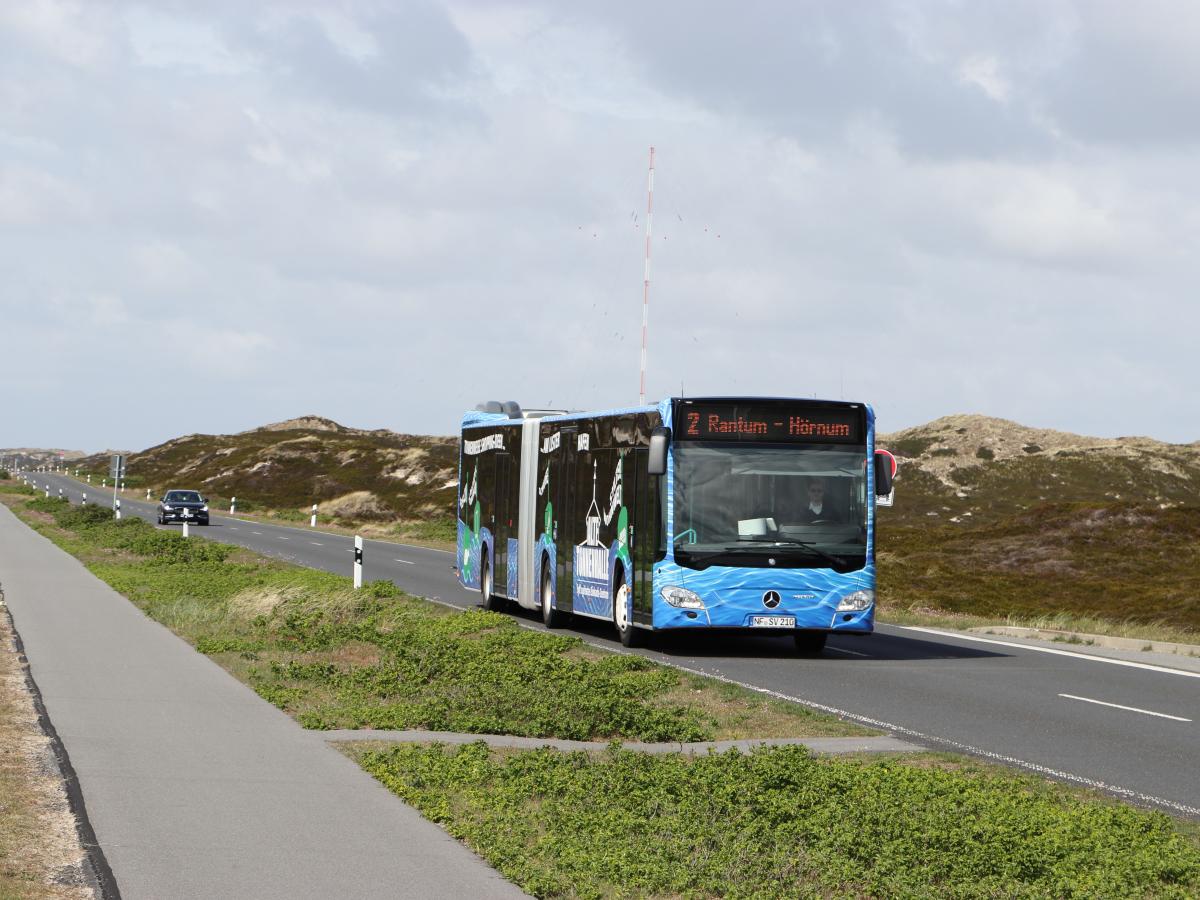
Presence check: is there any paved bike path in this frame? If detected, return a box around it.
[0,503,525,899]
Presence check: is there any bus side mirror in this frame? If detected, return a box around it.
[648,427,671,476]
[874,450,895,496]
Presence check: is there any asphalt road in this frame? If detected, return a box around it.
[25,472,1200,819]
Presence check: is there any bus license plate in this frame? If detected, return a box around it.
[751,616,796,628]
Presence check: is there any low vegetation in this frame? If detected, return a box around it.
[878,502,1200,632]
[358,742,1200,899]
[879,416,1200,637]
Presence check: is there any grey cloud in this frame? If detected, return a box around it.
[218,2,480,120]
[552,0,1066,158]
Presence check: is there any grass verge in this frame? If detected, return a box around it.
[354,741,1200,899]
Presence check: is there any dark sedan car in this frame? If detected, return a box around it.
[157,489,210,526]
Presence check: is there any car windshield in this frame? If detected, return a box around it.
[165,491,202,503]
[672,442,867,570]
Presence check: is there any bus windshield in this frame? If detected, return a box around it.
[672,442,867,570]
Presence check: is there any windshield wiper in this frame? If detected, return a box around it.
[677,539,849,569]
[732,538,850,569]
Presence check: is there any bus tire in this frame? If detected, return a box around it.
[541,561,563,628]
[613,579,640,648]
[794,631,827,656]
[480,548,504,612]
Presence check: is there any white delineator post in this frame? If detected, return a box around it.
[182,509,190,539]
[353,536,363,589]
[87,474,91,484]
[230,497,236,514]
[115,499,121,521]
[146,489,151,500]
[639,145,655,406]
[44,485,50,497]
[310,503,317,528]
[82,493,87,506]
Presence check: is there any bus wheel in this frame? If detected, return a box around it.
[613,581,640,648]
[480,548,504,612]
[794,632,827,656]
[541,563,562,628]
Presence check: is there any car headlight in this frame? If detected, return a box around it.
[837,590,874,611]
[661,586,705,609]
[162,505,173,511]
[201,505,208,512]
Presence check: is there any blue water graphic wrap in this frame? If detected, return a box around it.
[651,560,874,630]
[456,519,491,591]
[506,538,519,597]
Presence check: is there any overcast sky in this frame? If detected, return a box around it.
[3,1,1199,451]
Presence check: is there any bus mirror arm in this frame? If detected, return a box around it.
[648,427,671,476]
[874,452,894,496]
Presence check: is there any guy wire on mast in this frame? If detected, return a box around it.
[639,146,655,406]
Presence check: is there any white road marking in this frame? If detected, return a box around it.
[252,531,263,535]
[895,625,1200,680]
[229,527,239,530]
[310,542,323,546]
[826,646,870,657]
[1058,693,1191,722]
[278,537,289,541]
[394,559,414,565]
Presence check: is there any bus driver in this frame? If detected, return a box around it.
[799,478,840,523]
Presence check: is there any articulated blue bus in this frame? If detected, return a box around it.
[457,397,893,654]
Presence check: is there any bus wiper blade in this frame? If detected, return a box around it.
[733,539,848,568]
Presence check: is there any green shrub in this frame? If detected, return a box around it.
[394,518,457,544]
[55,503,116,527]
[0,469,9,480]
[930,447,958,457]
[976,446,996,460]
[27,496,71,514]
[885,437,934,458]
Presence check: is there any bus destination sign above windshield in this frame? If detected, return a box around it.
[678,403,862,443]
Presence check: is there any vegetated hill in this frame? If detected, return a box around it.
[0,447,89,469]
[877,415,1200,633]
[77,417,458,530]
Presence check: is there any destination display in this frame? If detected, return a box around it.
[676,402,862,443]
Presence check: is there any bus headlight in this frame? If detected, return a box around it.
[661,586,705,609]
[837,590,874,611]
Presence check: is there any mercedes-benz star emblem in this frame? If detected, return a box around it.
[762,591,781,609]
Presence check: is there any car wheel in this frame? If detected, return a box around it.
[541,562,562,628]
[480,548,504,612]
[613,578,640,648]
[794,631,827,656]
